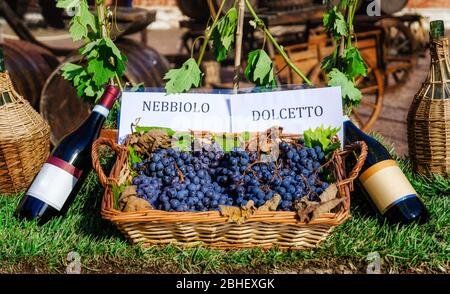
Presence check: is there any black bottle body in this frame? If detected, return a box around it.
[15,112,106,224]
[15,86,120,224]
[344,119,427,224]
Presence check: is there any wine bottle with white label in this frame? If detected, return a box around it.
[15,86,121,224]
[344,117,427,224]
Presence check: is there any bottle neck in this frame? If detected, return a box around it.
[92,104,110,118]
[91,86,120,118]
[430,37,450,62]
[0,48,5,73]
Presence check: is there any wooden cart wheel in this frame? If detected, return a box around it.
[309,64,384,132]
[378,18,417,88]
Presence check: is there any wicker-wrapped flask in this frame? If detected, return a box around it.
[407,20,450,175]
[0,45,50,194]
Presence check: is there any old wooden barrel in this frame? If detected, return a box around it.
[3,39,59,111]
[358,0,408,15]
[177,0,258,21]
[40,38,170,145]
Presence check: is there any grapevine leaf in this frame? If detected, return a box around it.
[163,58,203,94]
[66,0,97,41]
[343,47,367,79]
[128,145,142,165]
[304,125,341,156]
[244,49,276,88]
[78,0,97,34]
[104,37,124,61]
[56,0,80,9]
[84,85,95,97]
[212,7,238,62]
[69,18,87,41]
[79,40,100,55]
[323,7,347,39]
[87,55,116,86]
[321,54,335,73]
[116,53,128,76]
[334,11,347,37]
[61,63,84,80]
[328,68,362,104]
[323,9,333,30]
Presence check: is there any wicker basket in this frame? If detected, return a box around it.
[0,72,50,194]
[92,134,367,249]
[407,37,450,175]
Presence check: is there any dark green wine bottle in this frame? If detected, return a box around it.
[344,117,427,224]
[0,47,5,73]
[0,46,12,106]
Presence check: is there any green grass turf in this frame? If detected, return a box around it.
[0,151,449,273]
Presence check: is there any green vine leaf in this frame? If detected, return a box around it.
[163,58,203,94]
[61,63,84,80]
[321,55,335,73]
[328,68,362,104]
[343,47,367,79]
[244,49,276,88]
[58,0,97,41]
[323,7,347,39]
[212,7,238,62]
[304,125,341,156]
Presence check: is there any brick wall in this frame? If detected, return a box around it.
[407,0,450,8]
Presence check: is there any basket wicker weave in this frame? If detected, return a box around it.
[92,134,367,249]
[0,72,50,194]
[407,37,450,175]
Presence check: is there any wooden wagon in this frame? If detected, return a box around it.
[177,0,425,131]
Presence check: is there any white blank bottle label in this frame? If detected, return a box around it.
[360,160,417,214]
[26,156,82,211]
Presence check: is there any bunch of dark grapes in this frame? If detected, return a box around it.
[132,147,232,212]
[131,139,330,212]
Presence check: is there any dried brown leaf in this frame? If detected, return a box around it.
[319,183,338,203]
[129,130,171,157]
[118,185,137,210]
[245,127,283,153]
[123,196,153,212]
[258,194,281,211]
[118,185,154,212]
[294,199,320,223]
[219,200,257,224]
[311,198,345,220]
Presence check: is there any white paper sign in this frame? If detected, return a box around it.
[230,87,343,141]
[118,92,231,144]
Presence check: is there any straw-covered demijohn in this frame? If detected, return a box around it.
[407,20,450,176]
[0,45,50,193]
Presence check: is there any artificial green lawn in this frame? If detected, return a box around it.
[0,151,449,273]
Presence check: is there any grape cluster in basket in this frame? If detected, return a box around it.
[131,139,330,212]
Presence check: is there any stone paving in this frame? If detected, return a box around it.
[370,56,429,157]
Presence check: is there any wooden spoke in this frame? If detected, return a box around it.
[360,100,378,109]
[360,85,379,94]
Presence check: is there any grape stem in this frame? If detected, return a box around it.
[196,0,227,66]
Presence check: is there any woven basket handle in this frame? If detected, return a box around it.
[92,137,127,188]
[340,141,368,183]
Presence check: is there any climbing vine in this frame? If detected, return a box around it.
[56,0,127,104]
[163,0,312,94]
[322,0,367,114]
